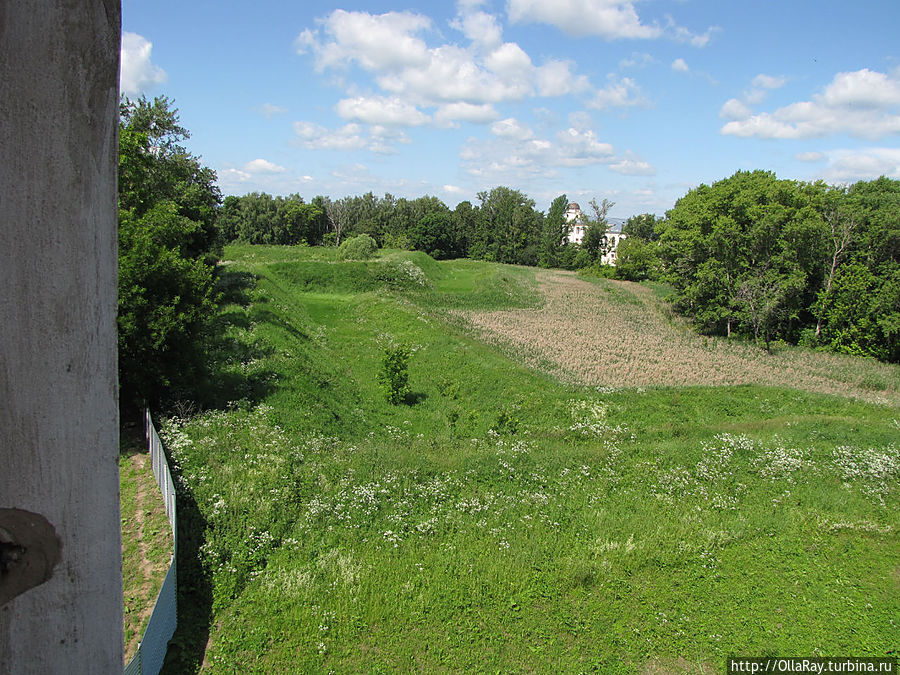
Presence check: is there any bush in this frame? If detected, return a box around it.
[378,343,411,404]
[340,233,378,260]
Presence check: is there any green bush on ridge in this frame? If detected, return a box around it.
[378,343,411,404]
[339,233,378,260]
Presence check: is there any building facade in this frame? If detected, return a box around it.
[564,202,626,265]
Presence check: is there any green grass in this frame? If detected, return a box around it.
[162,245,899,673]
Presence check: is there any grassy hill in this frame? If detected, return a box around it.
[161,245,899,673]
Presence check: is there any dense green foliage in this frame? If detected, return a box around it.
[338,233,378,260]
[658,171,899,361]
[538,194,571,268]
[218,192,327,245]
[377,343,412,404]
[160,246,899,673]
[117,97,221,405]
[220,187,554,268]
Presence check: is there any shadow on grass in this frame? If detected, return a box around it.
[160,465,212,674]
[181,268,278,411]
[158,267,268,672]
[405,391,428,405]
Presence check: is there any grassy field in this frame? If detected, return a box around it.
[160,245,899,673]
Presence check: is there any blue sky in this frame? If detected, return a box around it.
[121,0,900,217]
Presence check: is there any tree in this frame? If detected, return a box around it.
[472,187,541,265]
[661,171,815,342]
[814,191,856,336]
[118,96,221,406]
[324,196,350,245]
[452,200,477,257]
[410,211,456,259]
[736,267,804,351]
[623,213,661,241]
[818,262,899,361]
[539,195,569,268]
[614,237,661,281]
[578,198,615,265]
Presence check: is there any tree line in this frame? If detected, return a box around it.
[217,175,898,362]
[118,96,899,409]
[657,170,899,362]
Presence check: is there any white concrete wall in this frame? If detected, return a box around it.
[0,2,123,672]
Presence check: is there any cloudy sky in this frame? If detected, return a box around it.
[122,0,900,217]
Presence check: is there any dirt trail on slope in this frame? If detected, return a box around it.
[122,449,174,663]
[454,269,900,405]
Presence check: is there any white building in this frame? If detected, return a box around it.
[564,201,626,265]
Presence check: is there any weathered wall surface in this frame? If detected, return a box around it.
[0,1,123,672]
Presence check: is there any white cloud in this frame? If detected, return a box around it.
[719,98,752,120]
[536,60,591,97]
[795,151,825,162]
[751,74,787,91]
[297,10,431,72]
[567,111,593,131]
[244,159,286,173]
[671,58,689,73]
[298,7,599,113]
[507,0,662,39]
[434,102,500,127]
[335,96,430,126]
[462,118,655,182]
[491,117,535,140]
[588,76,645,110]
[294,121,408,154]
[457,0,487,12]
[555,127,616,166]
[454,10,503,49]
[743,73,787,104]
[722,68,900,140]
[220,168,251,183]
[619,52,655,69]
[257,104,287,118]
[120,32,167,96]
[443,184,464,194]
[376,43,534,104]
[668,20,717,48]
[294,121,367,151]
[507,0,714,45]
[819,148,900,181]
[609,155,656,175]
[821,68,900,108]
[485,42,533,78]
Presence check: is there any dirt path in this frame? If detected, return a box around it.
[122,449,173,663]
[455,269,900,405]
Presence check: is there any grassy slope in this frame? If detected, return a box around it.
[164,245,899,673]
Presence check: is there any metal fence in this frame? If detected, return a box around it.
[124,411,178,675]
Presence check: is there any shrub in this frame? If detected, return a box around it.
[340,233,378,260]
[378,343,411,404]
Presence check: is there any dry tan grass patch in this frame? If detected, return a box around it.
[641,657,718,675]
[455,270,900,405]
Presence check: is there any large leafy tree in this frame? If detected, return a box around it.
[661,171,820,341]
[118,96,222,406]
[538,194,569,268]
[577,198,615,268]
[659,170,899,362]
[816,177,900,361]
[472,187,542,265]
[623,213,661,241]
[218,192,325,245]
